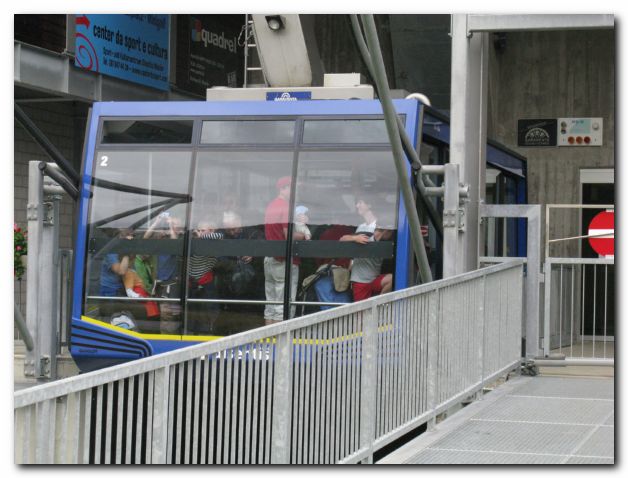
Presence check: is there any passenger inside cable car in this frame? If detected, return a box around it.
[85,146,399,338]
[73,103,526,371]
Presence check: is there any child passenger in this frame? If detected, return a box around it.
[188,219,224,298]
[294,205,312,240]
[123,265,160,319]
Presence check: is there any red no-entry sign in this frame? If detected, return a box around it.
[588,210,614,257]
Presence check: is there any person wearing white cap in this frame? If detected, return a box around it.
[294,205,312,241]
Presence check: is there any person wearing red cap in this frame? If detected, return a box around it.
[263,176,307,321]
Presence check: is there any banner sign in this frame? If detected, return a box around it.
[517,119,557,147]
[175,15,243,96]
[74,14,169,91]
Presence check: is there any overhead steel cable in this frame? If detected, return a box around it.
[15,104,80,186]
[349,14,443,240]
[359,14,433,283]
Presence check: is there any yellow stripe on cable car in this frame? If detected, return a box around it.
[80,315,394,345]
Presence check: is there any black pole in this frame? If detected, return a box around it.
[92,177,191,200]
[349,15,443,240]
[15,104,80,186]
[38,162,79,201]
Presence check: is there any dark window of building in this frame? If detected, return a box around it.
[14,14,67,53]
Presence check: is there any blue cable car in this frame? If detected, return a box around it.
[71,99,526,372]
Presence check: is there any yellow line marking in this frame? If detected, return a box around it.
[80,316,222,341]
[79,317,395,346]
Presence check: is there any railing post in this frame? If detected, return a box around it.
[359,304,378,463]
[151,367,171,464]
[526,205,542,358]
[271,331,293,464]
[543,260,552,357]
[426,290,440,430]
[477,275,486,390]
[35,399,54,463]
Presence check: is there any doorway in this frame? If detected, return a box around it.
[580,169,614,337]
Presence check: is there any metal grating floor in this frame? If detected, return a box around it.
[378,375,614,464]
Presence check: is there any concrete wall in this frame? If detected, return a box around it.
[14,102,86,316]
[486,29,615,255]
[386,21,614,256]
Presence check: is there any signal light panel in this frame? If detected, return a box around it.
[558,118,603,146]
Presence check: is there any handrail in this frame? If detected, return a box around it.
[15,261,524,463]
[15,260,522,408]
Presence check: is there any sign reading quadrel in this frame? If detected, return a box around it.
[588,210,614,257]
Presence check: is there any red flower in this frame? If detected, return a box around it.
[16,246,22,251]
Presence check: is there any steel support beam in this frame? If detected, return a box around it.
[442,163,461,278]
[447,14,488,276]
[25,162,63,380]
[467,14,614,35]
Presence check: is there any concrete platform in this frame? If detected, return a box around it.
[378,374,614,464]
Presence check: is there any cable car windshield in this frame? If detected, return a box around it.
[82,117,400,338]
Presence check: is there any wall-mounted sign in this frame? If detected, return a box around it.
[517,119,557,147]
[558,118,603,146]
[175,15,243,96]
[266,91,312,101]
[74,14,169,91]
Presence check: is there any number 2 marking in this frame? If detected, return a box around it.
[100,156,109,167]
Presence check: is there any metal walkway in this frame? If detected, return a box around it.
[379,374,614,464]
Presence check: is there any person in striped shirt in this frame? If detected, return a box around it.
[186,218,224,334]
[188,219,224,298]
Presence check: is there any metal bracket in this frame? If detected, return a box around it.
[39,355,51,378]
[26,203,38,221]
[23,359,35,377]
[443,208,466,232]
[42,201,54,226]
[443,209,457,228]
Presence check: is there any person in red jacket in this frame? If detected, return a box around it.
[263,176,307,322]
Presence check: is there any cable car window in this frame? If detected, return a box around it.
[101,120,194,144]
[291,151,399,317]
[200,120,295,144]
[302,119,397,144]
[84,150,193,336]
[184,151,294,336]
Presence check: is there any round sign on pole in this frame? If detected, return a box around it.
[588,210,614,257]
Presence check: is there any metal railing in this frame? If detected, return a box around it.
[14,261,524,464]
[543,258,614,364]
[541,204,614,366]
